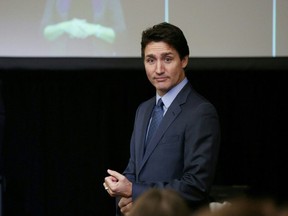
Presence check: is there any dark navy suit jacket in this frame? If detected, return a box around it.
[117,82,220,214]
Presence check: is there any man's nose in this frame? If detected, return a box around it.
[156,61,164,74]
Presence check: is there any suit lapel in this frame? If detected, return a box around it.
[135,98,155,169]
[138,83,192,173]
[140,105,182,165]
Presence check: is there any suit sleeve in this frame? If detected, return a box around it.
[122,108,139,182]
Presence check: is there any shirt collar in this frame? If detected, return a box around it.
[156,77,188,109]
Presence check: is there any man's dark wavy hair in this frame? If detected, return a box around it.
[141,22,190,60]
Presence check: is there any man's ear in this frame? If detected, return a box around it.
[181,55,189,68]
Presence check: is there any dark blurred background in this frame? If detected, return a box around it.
[0,57,287,215]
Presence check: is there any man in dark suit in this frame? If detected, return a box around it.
[104,22,220,215]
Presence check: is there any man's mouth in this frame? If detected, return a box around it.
[155,77,168,82]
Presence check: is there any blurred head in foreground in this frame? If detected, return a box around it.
[129,188,191,216]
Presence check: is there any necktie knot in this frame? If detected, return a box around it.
[156,98,163,108]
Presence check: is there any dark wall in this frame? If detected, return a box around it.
[0,57,288,215]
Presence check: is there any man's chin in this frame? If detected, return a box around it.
[156,85,170,96]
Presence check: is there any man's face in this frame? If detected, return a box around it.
[144,41,188,96]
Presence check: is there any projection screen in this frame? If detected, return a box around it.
[0,0,287,57]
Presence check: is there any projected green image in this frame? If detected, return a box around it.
[41,0,126,55]
[44,18,116,43]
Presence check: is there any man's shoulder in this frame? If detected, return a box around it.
[135,96,155,113]
[139,96,155,107]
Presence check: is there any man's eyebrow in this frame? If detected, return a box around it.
[161,52,173,58]
[145,52,174,58]
[161,52,173,56]
[145,54,155,58]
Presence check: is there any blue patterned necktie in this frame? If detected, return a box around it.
[145,98,164,148]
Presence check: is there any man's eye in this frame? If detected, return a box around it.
[146,58,154,64]
[164,57,172,63]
